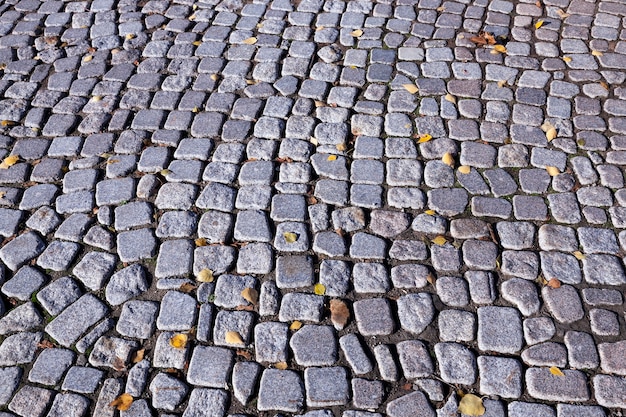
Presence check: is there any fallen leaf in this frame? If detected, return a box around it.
[236,349,253,360]
[432,235,448,246]
[1,120,16,127]
[83,55,93,62]
[550,366,564,377]
[600,81,609,90]
[329,299,350,329]
[192,106,199,113]
[241,287,258,305]
[562,56,572,62]
[535,20,545,29]
[125,33,135,40]
[283,232,298,243]
[424,209,436,215]
[289,321,302,330]
[0,155,19,169]
[160,169,172,176]
[535,0,542,7]
[327,155,337,161]
[196,268,214,283]
[210,74,219,81]
[37,340,55,349]
[436,6,445,11]
[169,333,188,349]
[469,36,487,46]
[403,84,418,94]
[442,152,454,167]
[458,393,485,416]
[546,166,560,176]
[591,50,603,57]
[192,40,201,46]
[351,29,363,37]
[106,158,119,164]
[556,8,570,19]
[541,121,554,132]
[314,283,326,295]
[195,238,208,246]
[314,100,325,107]
[538,275,548,285]
[573,251,586,260]
[426,273,436,285]
[179,282,196,293]
[458,165,471,174]
[336,143,347,151]
[225,331,244,344]
[275,362,288,370]
[491,45,507,54]
[132,349,145,363]
[417,133,432,143]
[110,393,134,411]
[444,93,456,104]
[112,356,126,371]
[242,37,257,44]
[316,26,324,31]
[547,278,561,288]
[546,127,557,141]
[310,137,319,146]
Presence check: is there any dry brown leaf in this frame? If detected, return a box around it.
[195,238,208,246]
[329,299,350,329]
[0,155,19,169]
[37,340,55,349]
[242,37,257,45]
[169,333,188,349]
[458,393,485,416]
[110,393,134,411]
[196,268,214,283]
[547,278,561,288]
[83,55,93,62]
[241,287,259,305]
[132,349,145,363]
[600,81,609,90]
[210,74,219,81]
[426,273,436,285]
[469,36,487,46]
[225,331,244,345]
[179,282,197,293]
[236,349,253,360]
[550,366,564,377]
[112,357,126,371]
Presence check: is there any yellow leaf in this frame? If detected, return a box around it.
[1,120,15,126]
[444,93,456,104]
[336,143,347,151]
[132,349,145,363]
[550,366,564,377]
[110,393,134,411]
[458,393,485,416]
[160,169,172,176]
[125,34,135,40]
[210,74,219,81]
[192,41,201,46]
[0,155,19,169]
[573,251,586,260]
[432,236,447,246]
[556,9,570,19]
[195,238,207,246]
[106,159,119,164]
[314,283,326,295]
[403,84,418,94]
[225,331,244,344]
[241,287,258,304]
[196,268,214,283]
[192,106,199,113]
[436,6,445,11]
[491,45,507,54]
[424,209,436,215]
[591,50,603,57]
[242,37,257,44]
[275,362,288,370]
[442,152,454,167]
[417,133,432,143]
[327,155,337,161]
[169,333,188,349]
[289,321,302,330]
[0,191,6,199]
[310,137,318,146]
[563,56,572,62]
[546,127,557,141]
[283,232,298,243]
[541,121,554,132]
[351,29,363,37]
[497,80,507,88]
[83,55,93,62]
[245,79,256,85]
[535,20,544,29]
[546,166,560,176]
[458,165,471,174]
[91,95,102,102]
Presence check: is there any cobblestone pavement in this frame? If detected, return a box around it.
[0,0,625,415]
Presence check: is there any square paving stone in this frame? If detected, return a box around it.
[0,367,21,405]
[72,251,117,291]
[114,202,153,231]
[2,265,47,301]
[305,367,350,407]
[105,264,149,306]
[353,298,395,336]
[116,228,157,262]
[278,292,324,323]
[45,294,108,347]
[351,378,384,410]
[183,389,229,417]
[36,276,82,316]
[187,346,234,389]
[257,369,304,413]
[477,356,523,398]
[153,332,188,370]
[61,366,104,394]
[116,301,159,339]
[290,325,338,366]
[156,291,197,331]
[213,310,254,348]
[254,322,289,363]
[155,239,193,279]
[8,385,54,417]
[477,306,523,354]
[213,274,257,309]
[0,231,46,271]
[526,367,589,402]
[193,245,236,276]
[353,262,390,293]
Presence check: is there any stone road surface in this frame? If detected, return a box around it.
[0,0,625,416]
